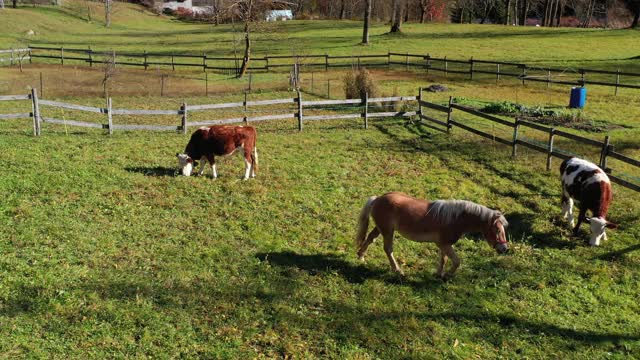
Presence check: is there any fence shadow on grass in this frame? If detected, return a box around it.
[594,243,640,262]
[255,251,442,289]
[125,166,177,177]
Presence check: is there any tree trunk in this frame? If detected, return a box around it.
[390,0,403,32]
[632,1,640,27]
[403,0,409,22]
[238,21,251,78]
[340,0,346,19]
[12,0,16,8]
[104,0,111,28]
[362,0,372,44]
[420,0,427,23]
[505,0,511,24]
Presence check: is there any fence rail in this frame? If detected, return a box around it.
[1,88,638,192]
[4,46,638,94]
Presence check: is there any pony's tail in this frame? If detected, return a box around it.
[354,196,377,250]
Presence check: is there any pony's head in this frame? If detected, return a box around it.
[484,211,509,254]
[586,216,617,246]
[176,153,194,176]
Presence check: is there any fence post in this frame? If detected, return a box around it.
[143,50,148,70]
[426,54,430,74]
[387,51,391,71]
[496,63,500,83]
[88,45,92,67]
[580,69,585,86]
[325,53,329,71]
[297,90,303,131]
[10,48,14,66]
[546,128,555,170]
[364,92,369,129]
[615,69,620,96]
[547,68,551,89]
[469,57,474,80]
[171,53,175,71]
[444,56,448,78]
[417,87,423,118]
[446,96,453,133]
[31,88,41,136]
[181,102,187,135]
[107,97,113,135]
[599,135,610,169]
[28,47,32,64]
[405,52,409,71]
[521,65,526,86]
[60,47,64,65]
[511,118,520,157]
[202,52,206,72]
[244,91,249,125]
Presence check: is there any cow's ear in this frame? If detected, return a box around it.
[606,221,617,229]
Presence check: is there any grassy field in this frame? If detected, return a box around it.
[0,3,639,71]
[0,117,639,358]
[1,3,640,358]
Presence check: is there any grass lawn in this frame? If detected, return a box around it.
[0,2,639,71]
[1,3,639,357]
[0,113,639,358]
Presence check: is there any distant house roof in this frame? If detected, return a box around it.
[266,10,293,21]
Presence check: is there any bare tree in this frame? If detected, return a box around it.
[362,0,372,43]
[224,0,292,78]
[102,51,117,98]
[390,0,404,32]
[105,0,111,27]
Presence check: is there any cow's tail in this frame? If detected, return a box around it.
[355,196,377,251]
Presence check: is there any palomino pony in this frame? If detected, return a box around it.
[355,192,509,279]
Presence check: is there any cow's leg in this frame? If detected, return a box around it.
[561,191,574,228]
[573,206,587,236]
[242,147,251,180]
[251,147,257,178]
[208,155,217,178]
[197,156,208,176]
[357,227,380,261]
[382,230,403,275]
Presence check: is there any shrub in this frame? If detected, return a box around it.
[343,68,378,100]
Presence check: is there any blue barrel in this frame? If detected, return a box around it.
[569,87,586,108]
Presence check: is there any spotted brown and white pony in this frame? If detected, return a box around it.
[177,125,258,180]
[560,157,616,246]
[355,192,509,279]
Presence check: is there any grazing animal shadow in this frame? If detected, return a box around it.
[594,244,640,262]
[508,212,578,250]
[125,166,177,177]
[256,251,442,289]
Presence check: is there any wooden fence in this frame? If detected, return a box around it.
[416,89,639,192]
[1,88,637,192]
[0,48,31,65]
[0,89,416,136]
[17,46,640,94]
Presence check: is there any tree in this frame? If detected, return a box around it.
[362,0,372,44]
[105,0,111,27]
[623,0,639,27]
[390,0,404,32]
[225,0,291,78]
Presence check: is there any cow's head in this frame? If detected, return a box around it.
[176,153,194,176]
[586,217,617,246]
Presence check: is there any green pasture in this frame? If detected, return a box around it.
[1,3,640,357]
[0,2,639,71]
[0,116,639,358]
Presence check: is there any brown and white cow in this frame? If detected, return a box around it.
[560,157,616,246]
[176,125,257,180]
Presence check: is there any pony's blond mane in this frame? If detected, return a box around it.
[429,200,507,227]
